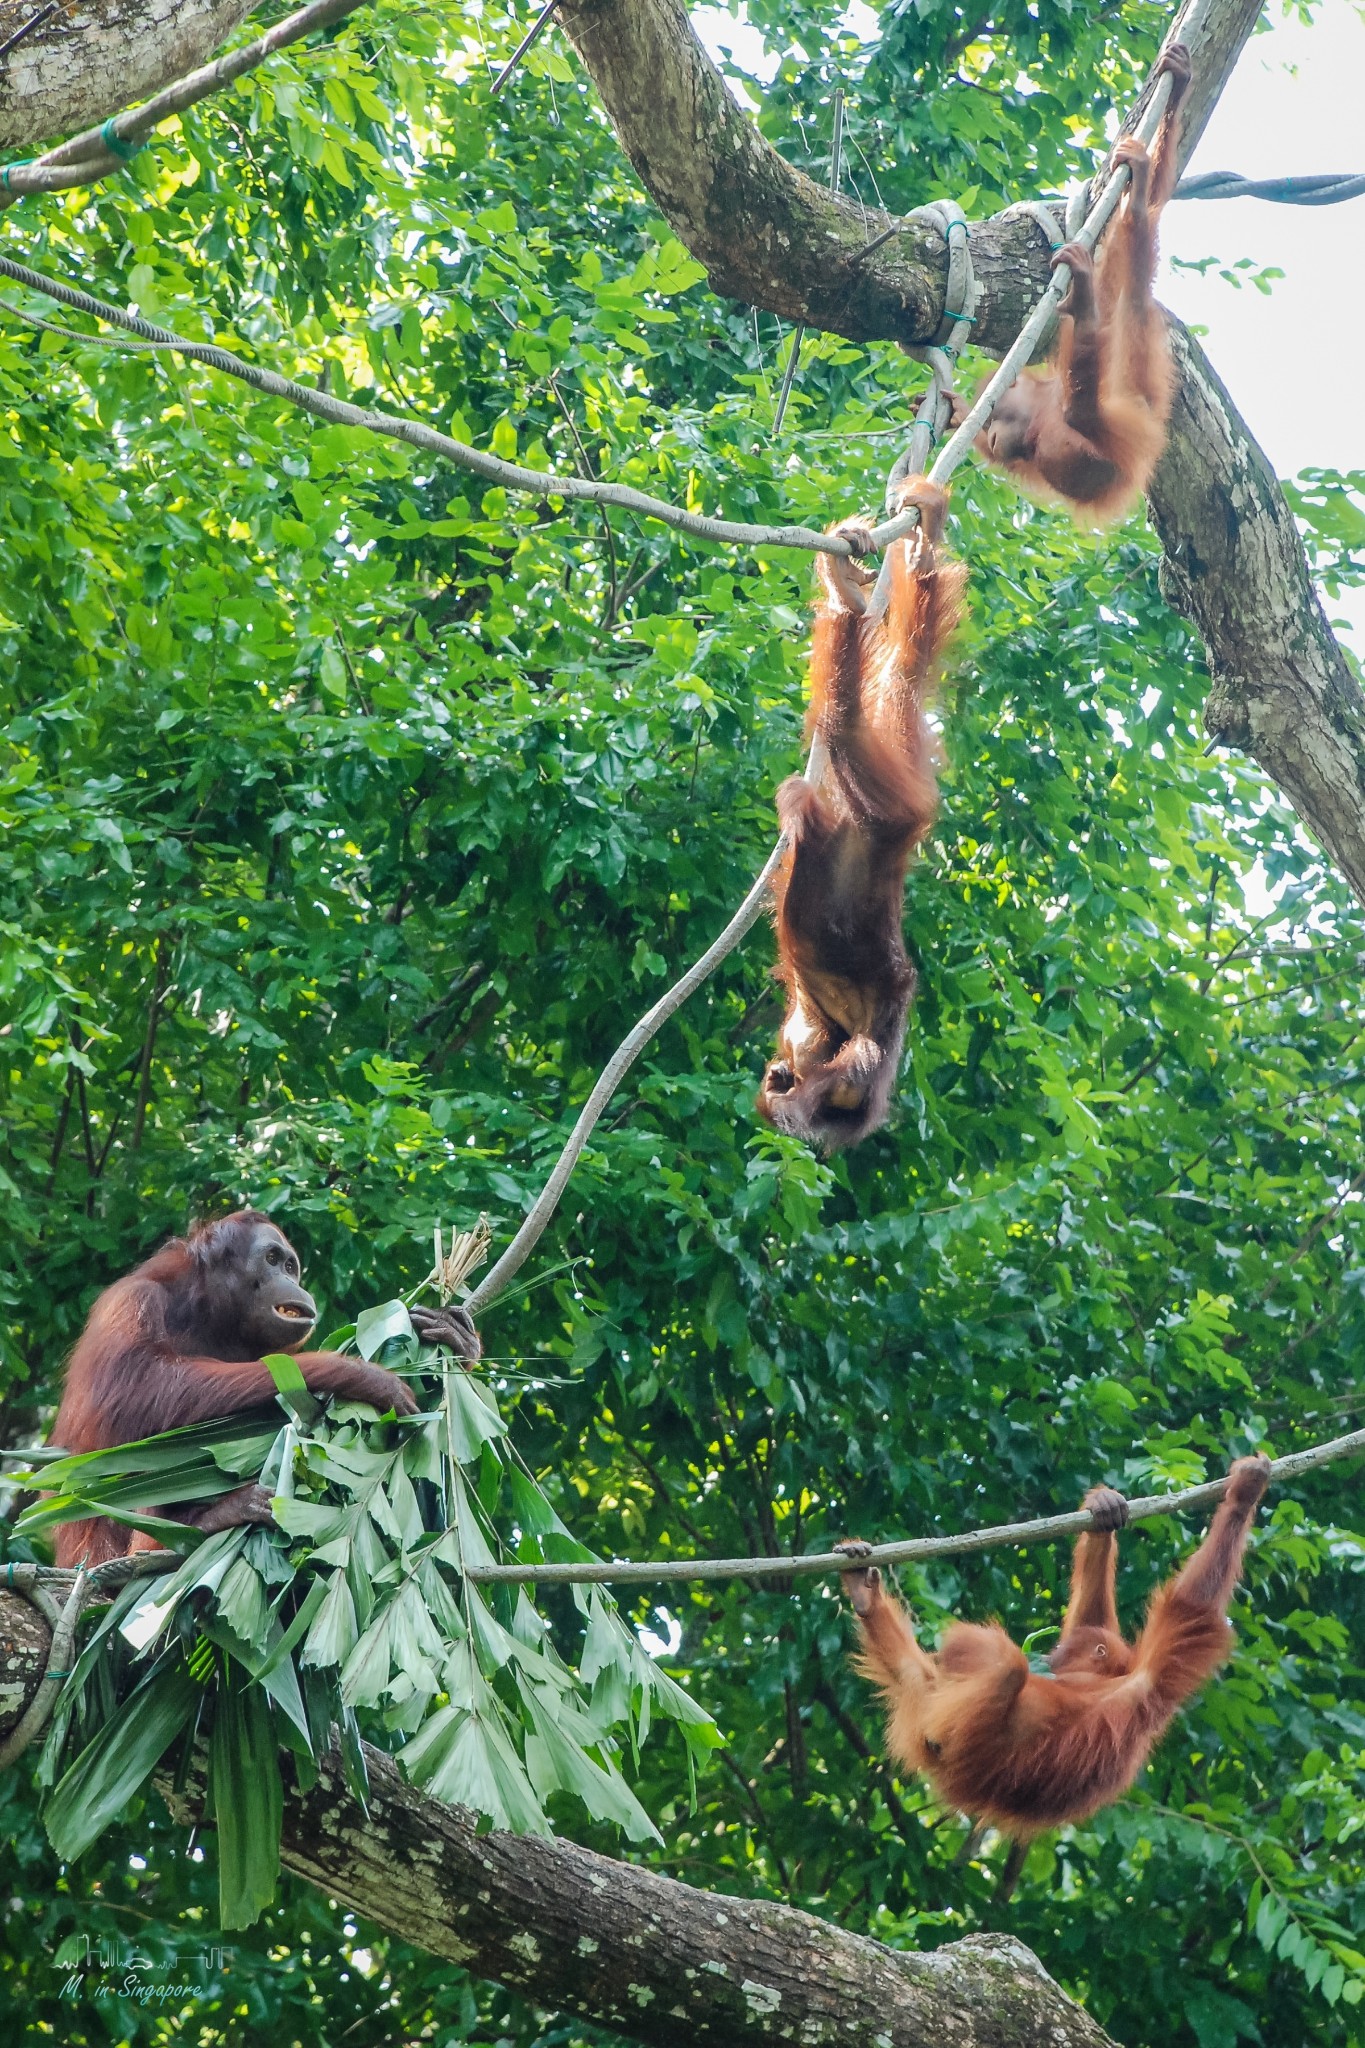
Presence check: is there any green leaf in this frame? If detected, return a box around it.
[45,1654,197,1862]
[263,1351,324,1425]
[355,1299,415,1359]
[443,1366,507,1463]
[208,1668,283,1928]
[301,1569,359,1671]
[523,1693,659,1843]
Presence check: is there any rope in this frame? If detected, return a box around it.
[1005,200,1066,250]
[0,253,877,561]
[0,1562,86,1766]
[19,1430,1364,1595]
[1175,170,1365,205]
[466,835,797,1312]
[98,119,145,164]
[456,1429,1365,1586]
[867,198,977,616]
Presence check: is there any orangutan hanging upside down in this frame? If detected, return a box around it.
[756,475,966,1152]
[953,43,1192,524]
[836,1452,1271,1866]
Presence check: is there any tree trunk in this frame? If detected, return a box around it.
[0,1616,1117,2048]
[0,0,255,152]
[1150,328,1365,902]
[0,1590,49,1731]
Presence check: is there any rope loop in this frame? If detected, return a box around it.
[1005,198,1067,250]
[868,196,979,606]
[908,199,978,346]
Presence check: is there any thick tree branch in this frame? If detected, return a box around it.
[0,1598,1113,2047]
[0,0,255,153]
[554,0,1261,354]
[1150,328,1365,903]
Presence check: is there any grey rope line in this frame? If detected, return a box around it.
[464,822,811,1313]
[1174,169,1365,205]
[1005,199,1067,250]
[866,198,977,617]
[21,1429,1363,1595]
[0,252,875,561]
[0,1562,86,1766]
[0,301,164,351]
[457,1425,1365,1585]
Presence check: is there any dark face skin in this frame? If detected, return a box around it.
[217,1221,318,1356]
[982,385,1037,464]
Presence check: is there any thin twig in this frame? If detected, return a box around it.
[130,937,170,1153]
[490,0,562,96]
[0,2,56,64]
[772,86,844,436]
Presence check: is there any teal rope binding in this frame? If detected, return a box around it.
[100,120,146,163]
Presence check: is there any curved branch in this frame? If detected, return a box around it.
[553,0,1264,355]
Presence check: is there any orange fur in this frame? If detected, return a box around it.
[839,1455,1270,1840]
[757,477,966,1152]
[967,45,1190,525]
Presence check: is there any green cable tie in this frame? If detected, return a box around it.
[100,120,145,163]
[1,158,34,190]
[45,1668,73,1681]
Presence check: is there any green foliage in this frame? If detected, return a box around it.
[19,1325,717,1925]
[0,0,1362,2044]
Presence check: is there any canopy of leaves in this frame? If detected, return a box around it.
[0,2,1361,2045]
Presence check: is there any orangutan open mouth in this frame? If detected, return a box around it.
[274,1303,314,1323]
